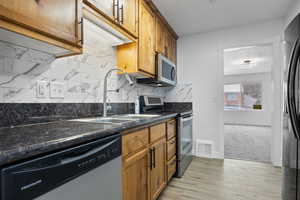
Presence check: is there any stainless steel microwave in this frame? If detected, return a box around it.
[157,53,177,86]
[136,53,177,87]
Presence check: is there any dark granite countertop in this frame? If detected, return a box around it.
[0,113,178,167]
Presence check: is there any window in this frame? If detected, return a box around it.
[224,83,262,111]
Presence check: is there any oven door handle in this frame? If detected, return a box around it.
[181,116,193,122]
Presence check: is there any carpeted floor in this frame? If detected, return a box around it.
[224,124,271,163]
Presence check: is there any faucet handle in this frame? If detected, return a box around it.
[107,105,112,112]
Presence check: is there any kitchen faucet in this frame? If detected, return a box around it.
[103,68,134,117]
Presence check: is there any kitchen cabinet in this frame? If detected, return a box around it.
[155,18,177,64]
[138,0,156,76]
[117,0,155,77]
[168,33,177,64]
[167,119,176,140]
[167,137,176,161]
[155,17,166,55]
[123,148,150,200]
[84,0,138,37]
[0,0,82,57]
[150,138,166,200]
[122,120,172,200]
[167,156,176,182]
[122,128,149,156]
[85,0,114,18]
[120,0,139,36]
[117,0,178,78]
[166,119,177,182]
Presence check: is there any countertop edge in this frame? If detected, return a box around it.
[0,113,178,167]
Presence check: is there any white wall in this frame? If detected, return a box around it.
[177,19,284,164]
[224,73,272,126]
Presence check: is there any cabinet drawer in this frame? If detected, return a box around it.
[167,120,176,140]
[150,123,166,143]
[167,156,176,182]
[122,128,149,156]
[167,137,176,161]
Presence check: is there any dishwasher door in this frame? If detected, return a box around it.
[1,134,122,200]
[36,157,121,200]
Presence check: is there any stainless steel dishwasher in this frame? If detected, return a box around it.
[0,134,122,200]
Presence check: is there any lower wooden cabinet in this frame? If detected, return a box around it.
[150,138,166,200]
[122,121,174,200]
[123,148,149,200]
[167,137,176,161]
[167,156,176,182]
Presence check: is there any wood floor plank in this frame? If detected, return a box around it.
[159,157,282,200]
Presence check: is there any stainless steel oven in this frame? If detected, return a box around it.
[176,112,193,177]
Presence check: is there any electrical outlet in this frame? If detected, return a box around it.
[50,82,64,99]
[36,81,48,98]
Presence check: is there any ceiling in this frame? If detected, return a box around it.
[152,0,294,36]
[224,45,273,75]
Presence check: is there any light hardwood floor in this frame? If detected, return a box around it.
[159,157,282,200]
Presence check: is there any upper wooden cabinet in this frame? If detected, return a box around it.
[0,0,82,57]
[120,0,139,36]
[117,0,178,78]
[167,32,177,64]
[84,0,138,37]
[137,0,155,75]
[155,17,166,55]
[86,0,114,18]
[156,18,177,64]
[117,0,155,77]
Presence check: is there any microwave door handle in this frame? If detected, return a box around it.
[287,38,300,140]
[171,67,176,81]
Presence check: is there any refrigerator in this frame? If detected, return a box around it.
[283,13,300,200]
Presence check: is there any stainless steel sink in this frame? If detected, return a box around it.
[70,114,160,125]
[115,114,161,119]
[70,117,136,124]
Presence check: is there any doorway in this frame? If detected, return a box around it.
[223,44,274,163]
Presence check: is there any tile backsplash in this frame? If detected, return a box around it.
[0,20,192,103]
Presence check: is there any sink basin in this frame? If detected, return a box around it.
[70,114,160,125]
[115,114,161,119]
[70,117,136,124]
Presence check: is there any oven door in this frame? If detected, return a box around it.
[178,115,193,161]
[157,54,177,86]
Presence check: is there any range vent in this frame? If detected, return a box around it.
[194,140,213,158]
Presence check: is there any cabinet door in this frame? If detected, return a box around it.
[169,35,177,64]
[156,18,166,55]
[165,31,177,63]
[138,0,156,76]
[123,148,149,200]
[85,0,114,19]
[120,0,138,37]
[0,0,81,45]
[150,139,166,200]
